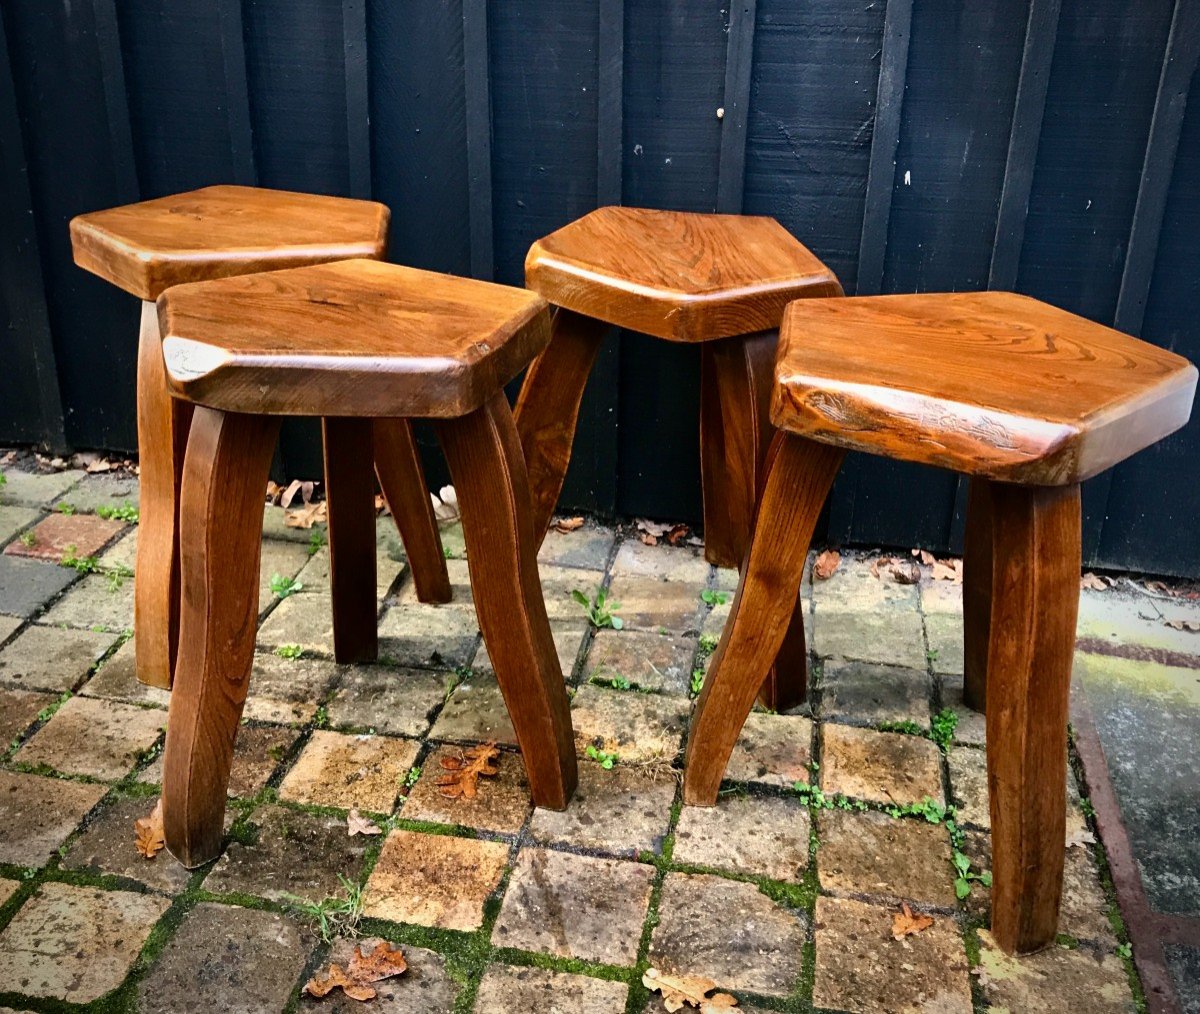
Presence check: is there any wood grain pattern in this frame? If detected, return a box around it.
[526,206,841,342]
[513,308,611,546]
[962,477,993,712]
[158,259,552,417]
[683,433,844,805]
[323,417,378,663]
[373,419,451,604]
[133,301,193,690]
[774,291,1198,484]
[985,482,1080,953]
[70,185,388,300]
[163,407,280,868]
[436,392,577,809]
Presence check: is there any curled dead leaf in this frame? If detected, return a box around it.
[553,516,585,533]
[930,558,963,583]
[642,968,738,1012]
[436,742,501,799]
[431,485,459,525]
[347,809,382,836]
[134,799,165,859]
[1165,618,1200,632]
[891,902,934,939]
[285,500,327,529]
[640,533,658,546]
[304,941,407,1002]
[1066,828,1097,849]
[813,549,841,580]
[1080,573,1109,591]
[375,494,390,515]
[890,560,920,584]
[665,524,692,546]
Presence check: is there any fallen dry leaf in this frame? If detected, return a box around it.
[665,523,692,546]
[891,902,934,939]
[436,742,501,799]
[813,549,841,580]
[375,494,390,515]
[554,516,585,533]
[1066,828,1097,849]
[1080,573,1109,591]
[134,799,165,859]
[266,480,285,505]
[431,485,459,525]
[1165,618,1200,632]
[918,549,937,566]
[640,533,658,546]
[890,560,920,584]
[285,500,327,529]
[304,941,407,1002]
[347,809,382,836]
[280,479,315,509]
[642,968,738,1012]
[930,558,963,583]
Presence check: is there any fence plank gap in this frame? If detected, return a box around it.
[342,0,371,200]
[462,0,494,280]
[716,0,757,214]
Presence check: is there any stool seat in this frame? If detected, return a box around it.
[70,185,388,300]
[525,206,839,342]
[773,291,1198,485]
[158,259,550,418]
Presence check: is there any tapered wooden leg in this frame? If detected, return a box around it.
[134,302,194,689]
[436,392,577,809]
[684,434,844,805]
[324,418,379,663]
[373,419,451,603]
[162,408,280,868]
[513,307,610,547]
[963,477,993,712]
[986,482,1080,954]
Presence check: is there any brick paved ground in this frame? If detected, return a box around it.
[0,459,1195,1012]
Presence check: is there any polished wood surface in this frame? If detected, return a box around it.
[985,482,1080,953]
[163,408,281,868]
[70,185,388,300]
[683,434,844,805]
[134,302,193,690]
[773,292,1198,484]
[159,259,552,418]
[373,419,452,603]
[323,418,379,663]
[435,392,577,809]
[526,206,842,342]
[513,308,611,546]
[962,477,993,712]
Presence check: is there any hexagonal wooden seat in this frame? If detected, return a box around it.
[525,205,839,342]
[70,186,449,694]
[157,258,575,869]
[684,291,1196,958]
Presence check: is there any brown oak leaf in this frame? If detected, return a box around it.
[134,799,165,859]
[643,968,738,1012]
[285,500,327,529]
[665,524,691,546]
[813,549,841,580]
[702,993,740,1012]
[436,743,501,799]
[1165,618,1200,632]
[1080,572,1109,590]
[346,809,382,836]
[891,902,934,939]
[553,516,585,533]
[930,558,963,583]
[304,941,407,1002]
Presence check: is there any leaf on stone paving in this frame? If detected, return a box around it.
[266,481,285,505]
[431,486,459,525]
[285,500,327,529]
[554,516,585,533]
[665,524,692,546]
[347,808,382,836]
[134,799,165,859]
[436,742,501,799]
[1165,618,1200,632]
[643,968,738,1012]
[375,494,390,515]
[1066,828,1097,849]
[1079,572,1109,590]
[813,549,841,580]
[640,533,658,546]
[304,942,407,1002]
[930,558,963,583]
[890,560,920,584]
[891,902,934,939]
[636,518,671,546]
[280,479,315,509]
[700,994,740,1012]
[916,549,937,566]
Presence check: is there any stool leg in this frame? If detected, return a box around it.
[986,482,1080,954]
[374,419,451,603]
[684,433,844,806]
[134,301,193,689]
[436,392,577,809]
[702,332,809,712]
[963,477,993,712]
[513,307,610,547]
[324,418,379,663]
[163,407,280,868]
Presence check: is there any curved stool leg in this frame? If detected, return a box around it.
[324,418,379,663]
[962,477,993,712]
[514,307,610,547]
[437,392,578,809]
[986,482,1080,954]
[163,408,280,868]
[134,302,193,689]
[684,433,844,805]
[374,419,451,603]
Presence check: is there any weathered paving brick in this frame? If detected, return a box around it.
[724,712,813,787]
[811,606,928,670]
[570,683,688,763]
[604,576,704,631]
[278,730,419,812]
[138,902,313,1014]
[925,612,965,675]
[537,524,616,571]
[2,511,125,563]
[474,620,586,681]
[529,759,676,856]
[0,623,118,692]
[376,603,479,668]
[256,593,337,655]
[0,505,39,546]
[300,939,458,1013]
[428,678,517,746]
[79,639,171,708]
[394,558,473,608]
[325,663,451,739]
[0,770,107,866]
[939,674,986,746]
[475,964,627,1014]
[60,795,191,894]
[362,828,509,931]
[294,541,408,600]
[96,527,137,573]
[820,659,931,729]
[140,724,299,798]
[650,873,806,997]
[673,794,810,882]
[0,468,83,508]
[585,628,696,694]
[0,615,19,646]
[400,745,531,834]
[259,540,317,611]
[0,555,78,618]
[261,503,324,542]
[493,848,654,965]
[54,472,139,513]
[243,652,340,725]
[15,695,163,780]
[0,878,17,907]
[0,882,168,1004]
[0,687,56,745]
[811,895,972,1014]
[821,723,944,806]
[610,539,710,584]
[40,573,134,631]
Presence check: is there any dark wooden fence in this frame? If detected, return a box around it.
[3,0,1198,575]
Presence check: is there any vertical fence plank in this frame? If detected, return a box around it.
[343,0,371,200]
[716,0,757,213]
[463,0,494,280]
[92,0,140,204]
[597,0,624,207]
[218,0,256,186]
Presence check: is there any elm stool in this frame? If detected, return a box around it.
[682,291,1197,954]
[514,206,842,708]
[69,185,451,691]
[155,258,577,866]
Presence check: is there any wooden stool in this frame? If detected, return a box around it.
[69,186,451,691]
[156,258,577,866]
[514,206,842,708]
[683,291,1197,954]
